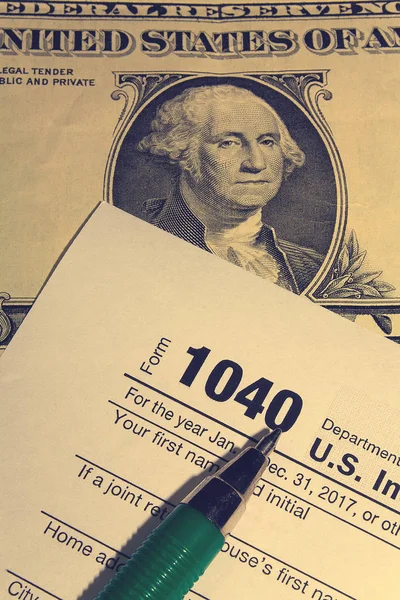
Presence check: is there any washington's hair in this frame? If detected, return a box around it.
[137,85,305,180]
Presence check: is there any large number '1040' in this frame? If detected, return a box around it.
[179,346,303,432]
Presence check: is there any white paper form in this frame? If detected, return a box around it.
[1,202,399,600]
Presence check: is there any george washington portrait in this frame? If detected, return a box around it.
[113,79,338,294]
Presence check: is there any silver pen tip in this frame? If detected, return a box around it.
[255,428,282,456]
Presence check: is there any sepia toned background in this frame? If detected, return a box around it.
[2,2,400,345]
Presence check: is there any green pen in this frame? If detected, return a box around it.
[95,428,281,600]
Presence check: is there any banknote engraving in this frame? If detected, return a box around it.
[0,293,11,343]
[109,71,343,298]
[319,230,395,301]
[1,2,399,21]
[1,61,398,349]
[317,231,395,333]
[108,70,397,333]
[136,84,325,294]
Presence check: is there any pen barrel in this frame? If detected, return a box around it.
[95,503,224,600]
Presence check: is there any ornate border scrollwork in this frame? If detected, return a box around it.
[0,292,12,343]
[111,73,193,136]
[254,72,334,137]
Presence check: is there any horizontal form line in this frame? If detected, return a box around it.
[73,457,356,600]
[124,373,399,516]
[75,454,175,507]
[124,373,257,443]
[109,400,399,550]
[108,399,224,462]
[41,507,210,600]
[40,510,130,559]
[229,534,357,600]
[6,570,63,600]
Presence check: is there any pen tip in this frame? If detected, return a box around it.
[255,428,282,456]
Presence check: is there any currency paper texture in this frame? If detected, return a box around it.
[1,203,399,600]
[1,0,400,349]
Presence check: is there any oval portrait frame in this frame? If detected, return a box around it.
[105,71,347,299]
